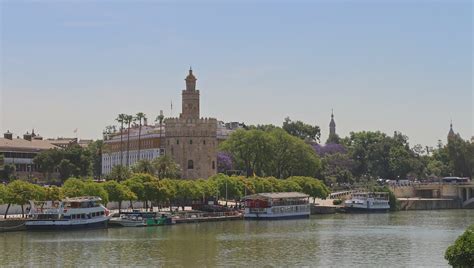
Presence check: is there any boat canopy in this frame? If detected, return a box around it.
[244,192,309,200]
[63,196,102,202]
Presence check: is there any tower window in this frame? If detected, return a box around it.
[190,139,193,145]
[203,140,206,145]
[212,161,215,170]
[188,160,194,169]
[177,140,180,145]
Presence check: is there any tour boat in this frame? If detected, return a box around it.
[343,192,390,212]
[26,196,111,230]
[243,192,310,220]
[109,210,175,227]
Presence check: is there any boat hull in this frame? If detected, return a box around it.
[244,213,310,220]
[26,219,109,230]
[344,207,389,213]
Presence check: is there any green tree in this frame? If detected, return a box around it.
[0,164,16,182]
[288,176,330,202]
[131,159,155,175]
[445,224,474,268]
[88,140,104,178]
[220,129,273,177]
[103,180,136,214]
[62,178,86,198]
[57,159,76,180]
[0,183,7,204]
[4,180,43,217]
[44,186,63,201]
[326,133,341,144]
[108,165,132,182]
[282,117,321,143]
[152,155,181,179]
[447,136,473,178]
[268,128,320,178]
[82,181,109,204]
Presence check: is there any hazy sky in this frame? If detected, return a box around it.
[1,0,472,146]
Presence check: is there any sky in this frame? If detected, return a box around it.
[0,0,472,147]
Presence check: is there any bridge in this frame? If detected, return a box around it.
[393,182,474,209]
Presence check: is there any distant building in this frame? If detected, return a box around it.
[164,69,218,179]
[217,121,245,143]
[447,121,455,141]
[329,110,336,136]
[0,130,58,179]
[326,110,340,144]
[101,124,164,175]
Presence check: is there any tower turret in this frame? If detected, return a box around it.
[180,68,200,119]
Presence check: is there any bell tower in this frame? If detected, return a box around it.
[329,109,336,136]
[180,68,200,120]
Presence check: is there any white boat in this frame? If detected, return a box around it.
[26,196,111,230]
[344,192,390,212]
[243,192,310,220]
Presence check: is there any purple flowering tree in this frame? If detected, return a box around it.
[217,152,233,173]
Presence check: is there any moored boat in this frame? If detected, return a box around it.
[344,192,390,213]
[243,192,310,220]
[26,196,111,230]
[109,210,175,227]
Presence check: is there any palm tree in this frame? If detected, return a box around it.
[135,112,146,161]
[155,110,165,155]
[124,114,134,167]
[116,114,127,166]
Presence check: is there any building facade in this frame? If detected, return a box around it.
[164,69,218,179]
[101,125,164,175]
[0,130,59,179]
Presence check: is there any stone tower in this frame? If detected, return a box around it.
[165,69,218,179]
[329,109,336,136]
[181,68,200,120]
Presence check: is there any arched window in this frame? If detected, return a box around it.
[188,160,194,169]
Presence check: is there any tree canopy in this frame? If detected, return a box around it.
[220,128,321,178]
[445,224,474,268]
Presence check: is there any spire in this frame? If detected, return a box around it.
[448,120,455,140]
[329,110,336,136]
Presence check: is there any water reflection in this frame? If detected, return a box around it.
[0,210,472,267]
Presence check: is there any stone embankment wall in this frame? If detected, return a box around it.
[391,186,416,198]
[399,199,461,210]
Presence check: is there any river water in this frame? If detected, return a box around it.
[1,210,472,267]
